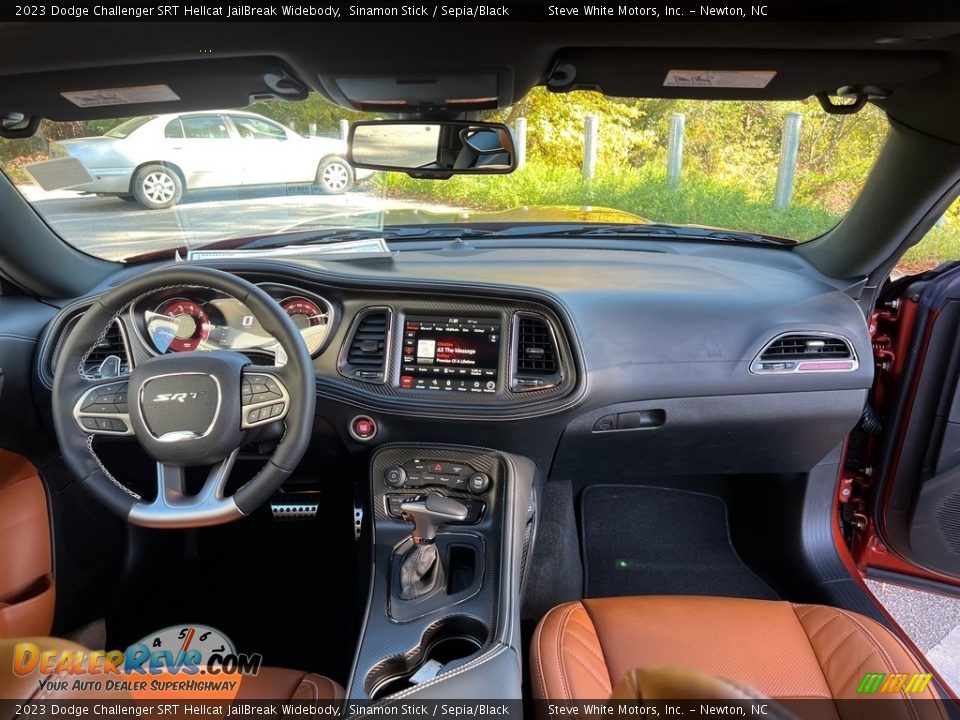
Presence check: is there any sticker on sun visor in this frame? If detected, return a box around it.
[61,84,180,108]
[663,70,776,89]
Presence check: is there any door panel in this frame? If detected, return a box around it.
[871,264,960,582]
[0,449,54,638]
[227,115,314,185]
[172,115,241,189]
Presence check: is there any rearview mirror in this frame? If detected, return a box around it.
[348,120,517,179]
[0,112,40,139]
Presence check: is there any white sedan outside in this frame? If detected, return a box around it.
[47,110,371,209]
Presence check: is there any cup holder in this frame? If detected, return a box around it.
[366,616,488,699]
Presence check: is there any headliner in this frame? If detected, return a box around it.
[1,18,960,142]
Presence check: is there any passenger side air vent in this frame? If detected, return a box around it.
[52,317,130,380]
[751,333,857,374]
[339,308,392,383]
[510,313,563,391]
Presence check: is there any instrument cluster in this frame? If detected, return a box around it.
[130,284,335,360]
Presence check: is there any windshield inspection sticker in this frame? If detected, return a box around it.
[61,84,180,108]
[187,238,393,261]
[664,70,776,89]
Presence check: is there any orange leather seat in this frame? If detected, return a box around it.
[531,596,944,714]
[0,637,344,701]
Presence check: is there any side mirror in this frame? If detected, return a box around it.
[347,120,516,179]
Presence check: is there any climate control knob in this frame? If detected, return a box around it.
[384,465,407,488]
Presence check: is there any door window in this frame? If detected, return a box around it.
[229,116,287,140]
[164,119,184,139]
[180,116,230,140]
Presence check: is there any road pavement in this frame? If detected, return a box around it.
[20,184,458,261]
[866,579,960,693]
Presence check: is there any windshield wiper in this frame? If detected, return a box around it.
[490,223,795,245]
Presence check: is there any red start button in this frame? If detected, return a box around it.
[349,415,378,441]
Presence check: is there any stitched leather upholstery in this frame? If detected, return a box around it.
[531,596,945,719]
[608,667,799,720]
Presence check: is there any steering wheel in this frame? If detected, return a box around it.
[52,266,316,529]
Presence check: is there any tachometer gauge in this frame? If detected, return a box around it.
[281,297,328,330]
[153,299,210,352]
[280,296,331,356]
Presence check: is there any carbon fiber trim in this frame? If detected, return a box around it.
[350,444,506,701]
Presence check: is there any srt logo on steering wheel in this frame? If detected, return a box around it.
[153,392,200,403]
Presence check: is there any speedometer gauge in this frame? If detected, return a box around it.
[153,299,210,352]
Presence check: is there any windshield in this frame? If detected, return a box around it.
[104,116,156,139]
[1,91,889,261]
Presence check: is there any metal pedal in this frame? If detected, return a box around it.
[270,491,319,521]
[354,504,364,540]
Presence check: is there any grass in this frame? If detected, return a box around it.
[383,162,960,273]
[899,223,960,274]
[384,163,840,240]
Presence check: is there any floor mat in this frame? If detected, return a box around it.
[103,459,362,685]
[581,485,778,599]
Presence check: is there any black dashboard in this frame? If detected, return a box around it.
[33,238,874,478]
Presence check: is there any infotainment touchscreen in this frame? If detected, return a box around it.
[400,316,500,393]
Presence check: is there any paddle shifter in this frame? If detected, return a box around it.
[397,494,469,600]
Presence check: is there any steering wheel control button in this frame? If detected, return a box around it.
[384,465,407,488]
[240,372,291,429]
[74,381,135,436]
[468,472,491,495]
[80,381,130,413]
[349,415,378,441]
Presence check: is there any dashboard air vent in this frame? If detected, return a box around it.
[52,318,130,380]
[511,313,563,391]
[752,333,857,374]
[340,308,391,383]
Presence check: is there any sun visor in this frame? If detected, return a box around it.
[546,49,944,101]
[317,69,516,114]
[0,57,308,122]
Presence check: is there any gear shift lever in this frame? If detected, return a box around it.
[396,494,469,601]
[400,494,469,544]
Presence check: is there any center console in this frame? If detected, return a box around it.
[347,444,536,701]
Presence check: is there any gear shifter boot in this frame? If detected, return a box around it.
[398,541,445,600]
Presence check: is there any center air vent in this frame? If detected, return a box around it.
[52,317,130,380]
[510,313,563,391]
[339,308,392,383]
[751,332,857,374]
